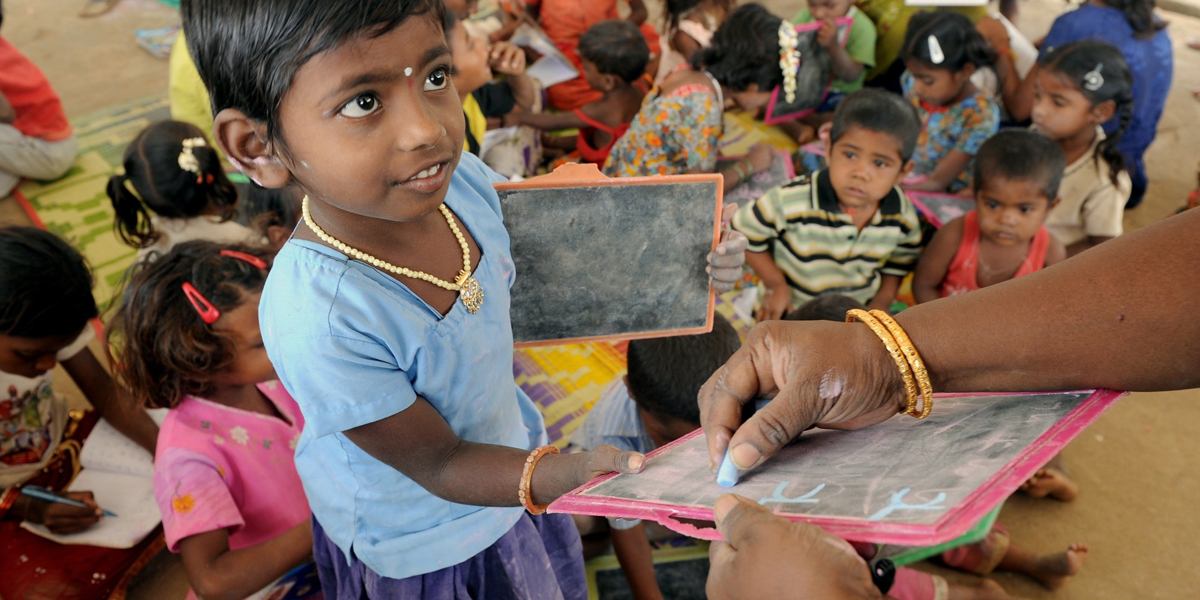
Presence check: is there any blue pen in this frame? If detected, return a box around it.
[20,485,117,518]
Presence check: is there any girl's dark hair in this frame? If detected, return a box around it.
[240,184,302,238]
[902,10,996,73]
[578,20,650,85]
[1103,0,1166,39]
[181,0,443,151]
[107,120,239,249]
[626,314,741,424]
[107,240,272,409]
[691,3,783,93]
[1038,40,1134,186]
[0,226,97,338]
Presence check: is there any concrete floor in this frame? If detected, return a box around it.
[1,0,1198,598]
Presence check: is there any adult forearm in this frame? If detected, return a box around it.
[897,209,1200,392]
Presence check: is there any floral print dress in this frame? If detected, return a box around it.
[603,79,722,178]
[902,71,999,194]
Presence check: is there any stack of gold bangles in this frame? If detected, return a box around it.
[845,309,934,419]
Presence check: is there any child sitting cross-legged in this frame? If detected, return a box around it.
[913,130,1068,303]
[571,315,741,600]
[733,88,923,322]
[512,19,648,167]
[791,0,877,117]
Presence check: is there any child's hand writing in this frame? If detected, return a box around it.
[38,491,104,534]
[817,19,839,50]
[710,203,748,293]
[489,41,527,76]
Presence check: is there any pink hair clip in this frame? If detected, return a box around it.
[181,282,220,324]
[219,249,267,269]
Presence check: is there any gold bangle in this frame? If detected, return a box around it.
[518,445,560,515]
[869,310,934,419]
[846,309,919,417]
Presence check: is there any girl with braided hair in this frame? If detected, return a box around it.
[1031,40,1134,259]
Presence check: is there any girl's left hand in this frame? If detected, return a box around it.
[709,203,748,293]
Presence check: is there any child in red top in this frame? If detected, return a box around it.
[914,130,1067,303]
[512,20,647,166]
[0,31,76,197]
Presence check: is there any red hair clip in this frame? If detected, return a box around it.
[219,249,267,269]
[181,282,220,324]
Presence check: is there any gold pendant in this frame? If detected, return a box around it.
[458,272,484,314]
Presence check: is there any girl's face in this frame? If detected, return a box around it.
[210,293,276,387]
[1030,69,1110,143]
[256,16,465,226]
[906,61,974,108]
[729,84,773,112]
[974,178,1056,247]
[448,22,493,96]
[0,331,79,379]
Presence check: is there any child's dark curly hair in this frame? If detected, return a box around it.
[0,226,98,338]
[107,120,239,249]
[107,240,271,409]
[691,3,784,93]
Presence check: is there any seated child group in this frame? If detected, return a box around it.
[5,0,1169,598]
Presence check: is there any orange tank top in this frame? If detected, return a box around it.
[939,210,1050,298]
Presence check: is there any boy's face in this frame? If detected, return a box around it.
[975,177,1057,247]
[0,331,79,379]
[240,15,465,225]
[807,0,853,21]
[449,22,494,96]
[906,61,973,108]
[824,126,913,208]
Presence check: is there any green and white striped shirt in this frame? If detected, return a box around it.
[732,169,922,306]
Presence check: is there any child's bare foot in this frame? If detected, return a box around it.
[1029,544,1088,590]
[948,578,1015,600]
[1020,467,1078,501]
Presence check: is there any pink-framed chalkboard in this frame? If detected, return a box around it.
[550,389,1124,547]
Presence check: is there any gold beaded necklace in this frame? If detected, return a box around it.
[301,196,484,314]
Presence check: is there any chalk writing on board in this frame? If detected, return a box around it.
[759,482,825,506]
[867,489,948,522]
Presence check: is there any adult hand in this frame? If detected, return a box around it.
[698,320,905,473]
[489,41,527,76]
[709,203,748,293]
[707,495,882,600]
[38,491,104,534]
[817,19,839,50]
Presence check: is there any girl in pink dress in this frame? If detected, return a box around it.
[109,240,320,600]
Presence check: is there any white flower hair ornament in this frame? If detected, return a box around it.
[1083,64,1104,92]
[177,137,206,175]
[778,22,801,104]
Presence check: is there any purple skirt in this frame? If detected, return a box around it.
[312,512,587,600]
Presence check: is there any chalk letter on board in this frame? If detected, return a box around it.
[867,489,948,522]
[758,482,826,506]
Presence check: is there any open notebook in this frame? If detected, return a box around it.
[21,410,166,549]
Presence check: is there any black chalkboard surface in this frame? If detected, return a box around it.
[495,164,723,346]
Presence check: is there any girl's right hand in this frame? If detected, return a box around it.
[755,285,792,322]
[39,491,104,534]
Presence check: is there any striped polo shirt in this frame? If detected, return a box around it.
[732,169,922,306]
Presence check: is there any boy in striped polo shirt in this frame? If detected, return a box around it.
[733,89,924,321]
